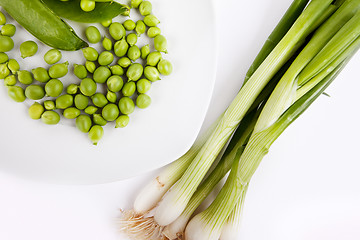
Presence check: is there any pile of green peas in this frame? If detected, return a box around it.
[59,0,115,13]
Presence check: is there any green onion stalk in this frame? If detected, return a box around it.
[185,3,360,240]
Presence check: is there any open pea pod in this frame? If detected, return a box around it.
[41,0,130,23]
[0,0,88,51]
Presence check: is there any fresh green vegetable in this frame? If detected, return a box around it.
[154,35,167,53]
[20,40,38,58]
[147,27,161,38]
[107,75,123,92]
[28,102,45,120]
[88,125,104,145]
[127,45,141,61]
[7,85,25,102]
[136,94,151,109]
[136,79,151,93]
[63,107,81,119]
[93,66,111,83]
[74,94,89,110]
[102,37,113,51]
[139,1,152,16]
[109,22,126,40]
[80,78,97,96]
[84,106,97,115]
[32,67,51,83]
[91,92,108,107]
[17,70,33,85]
[76,114,92,133]
[82,47,98,61]
[0,35,14,52]
[41,111,60,125]
[7,59,19,74]
[121,82,136,97]
[115,115,129,128]
[157,59,173,75]
[1,24,16,36]
[85,26,101,44]
[44,49,62,65]
[45,79,63,97]
[48,62,69,78]
[102,103,119,121]
[127,63,143,81]
[25,85,45,100]
[44,100,55,110]
[55,94,73,109]
[118,97,135,115]
[98,51,114,66]
[73,64,88,79]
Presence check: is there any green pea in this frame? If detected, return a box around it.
[106,90,117,103]
[131,0,142,8]
[25,85,45,100]
[0,11,6,25]
[91,92,108,107]
[102,103,119,121]
[0,52,8,63]
[118,96,135,115]
[109,22,126,40]
[127,45,141,61]
[118,57,131,68]
[76,114,92,133]
[0,63,10,79]
[154,35,168,53]
[126,33,138,47]
[32,67,51,83]
[80,78,97,96]
[73,64,88,79]
[107,75,123,92]
[136,78,151,93]
[80,0,96,12]
[41,111,60,125]
[135,20,146,36]
[82,47,98,61]
[85,26,101,44]
[88,125,104,145]
[146,51,162,66]
[28,102,45,120]
[0,36,14,52]
[4,75,16,86]
[144,14,160,27]
[115,115,130,128]
[93,114,107,126]
[157,59,173,75]
[44,100,55,110]
[144,66,160,81]
[101,19,112,28]
[122,81,136,97]
[147,26,161,38]
[17,70,33,85]
[85,61,96,73]
[93,66,111,83]
[45,79,64,97]
[44,49,62,65]
[1,24,16,37]
[63,107,81,119]
[139,1,152,16]
[98,51,114,66]
[7,86,26,102]
[123,19,136,31]
[74,94,89,110]
[136,93,151,109]
[114,38,129,57]
[56,94,73,109]
[20,41,38,58]
[67,84,78,95]
[7,59,19,74]
[84,105,98,115]
[110,65,124,76]
[49,62,69,78]
[102,37,113,51]
[126,63,143,81]
[141,44,150,59]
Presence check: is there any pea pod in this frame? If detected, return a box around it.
[0,0,87,50]
[41,0,130,23]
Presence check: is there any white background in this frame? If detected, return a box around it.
[1,0,360,239]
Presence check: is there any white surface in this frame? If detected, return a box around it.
[1,0,360,240]
[0,0,216,184]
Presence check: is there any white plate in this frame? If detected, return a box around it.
[0,0,216,184]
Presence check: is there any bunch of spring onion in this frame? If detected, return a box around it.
[119,0,360,239]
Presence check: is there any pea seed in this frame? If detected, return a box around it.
[110,65,124,76]
[106,90,117,103]
[17,70,33,85]
[49,62,69,78]
[139,1,152,16]
[135,20,146,36]
[141,44,150,59]
[32,67,50,83]
[20,41,38,58]
[74,94,89,110]
[86,26,101,44]
[85,61,96,73]
[144,66,160,81]
[44,49,62,65]
[146,51,162,66]
[109,22,126,40]
[44,100,55,110]
[7,59,19,74]
[0,52,8,63]
[122,20,134,32]
[93,114,107,126]
[82,47,98,61]
[122,81,136,97]
[136,78,151,93]
[131,0,142,8]
[0,36,14,52]
[7,86,26,102]
[157,59,173,75]
[0,11,6,25]
[88,125,104,145]
[101,19,112,28]
[28,102,45,120]
[118,97,135,115]
[41,111,60,125]
[127,63,143,81]
[56,94,74,109]
[102,37,113,51]
[154,35,168,53]
[126,33,138,46]
[84,106,98,115]
[80,78,97,96]
[80,0,96,12]
[93,66,111,83]
[98,51,114,66]
[107,75,123,92]
[147,26,161,38]
[25,85,46,100]
[102,103,119,121]
[115,115,130,128]
[127,45,141,61]
[4,75,16,86]
[76,114,92,133]
[1,24,16,37]
[0,63,10,79]
[73,64,88,79]
[136,93,151,109]
[91,93,108,107]
[63,107,81,119]
[144,14,160,27]
[67,84,78,95]
[118,57,131,68]
[114,38,129,57]
[45,79,64,97]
